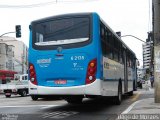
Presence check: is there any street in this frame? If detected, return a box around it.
[0,88,154,120]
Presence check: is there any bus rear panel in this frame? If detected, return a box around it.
[29,13,102,99]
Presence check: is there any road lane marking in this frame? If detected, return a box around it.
[121,91,141,114]
[40,106,59,109]
[0,105,59,108]
[121,99,143,114]
[131,91,140,102]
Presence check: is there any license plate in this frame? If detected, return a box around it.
[54,80,67,85]
[5,93,11,95]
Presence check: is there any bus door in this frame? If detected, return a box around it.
[123,49,128,93]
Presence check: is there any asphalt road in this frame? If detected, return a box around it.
[0,88,154,120]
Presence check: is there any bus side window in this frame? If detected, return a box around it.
[106,44,113,59]
[109,47,114,59]
[119,53,123,64]
[113,37,120,62]
[127,53,132,67]
[101,40,107,56]
[127,55,129,67]
[100,23,105,40]
[122,49,125,65]
[100,23,106,56]
[105,28,109,43]
[131,55,135,69]
[119,45,124,64]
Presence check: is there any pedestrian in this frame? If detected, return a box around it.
[150,75,154,88]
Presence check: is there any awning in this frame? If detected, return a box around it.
[0,70,17,74]
[0,70,17,80]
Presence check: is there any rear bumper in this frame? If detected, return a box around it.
[29,79,101,96]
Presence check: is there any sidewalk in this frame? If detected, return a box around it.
[127,97,160,114]
[122,88,160,114]
[117,88,160,120]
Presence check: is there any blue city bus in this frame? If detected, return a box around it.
[28,12,137,104]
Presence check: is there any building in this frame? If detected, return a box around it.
[0,43,14,70]
[0,36,28,74]
[0,43,18,83]
[142,41,153,69]
[137,68,146,80]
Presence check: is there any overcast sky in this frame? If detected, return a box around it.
[0,0,152,66]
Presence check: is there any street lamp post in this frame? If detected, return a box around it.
[121,34,153,76]
[121,35,146,43]
[0,32,15,37]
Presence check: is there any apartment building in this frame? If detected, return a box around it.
[142,41,153,69]
[0,43,14,70]
[0,36,28,74]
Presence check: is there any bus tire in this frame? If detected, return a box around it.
[115,83,122,105]
[31,95,38,101]
[133,80,137,91]
[66,97,83,104]
[128,91,133,96]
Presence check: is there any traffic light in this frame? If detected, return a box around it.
[15,25,21,38]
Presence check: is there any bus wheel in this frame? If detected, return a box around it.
[66,97,83,104]
[128,91,133,96]
[31,95,38,101]
[115,83,122,105]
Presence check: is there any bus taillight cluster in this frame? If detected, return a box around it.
[86,58,97,84]
[29,63,37,85]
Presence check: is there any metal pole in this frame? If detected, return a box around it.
[121,35,146,43]
[153,0,160,103]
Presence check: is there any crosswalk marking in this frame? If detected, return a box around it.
[41,111,79,119]
[0,105,59,108]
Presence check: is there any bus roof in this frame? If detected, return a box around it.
[31,12,93,25]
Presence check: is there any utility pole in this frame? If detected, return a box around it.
[153,0,160,103]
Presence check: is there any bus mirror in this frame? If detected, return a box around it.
[29,25,32,30]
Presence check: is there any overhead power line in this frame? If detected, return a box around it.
[0,0,97,9]
[0,1,57,8]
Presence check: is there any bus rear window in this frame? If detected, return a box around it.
[32,17,90,49]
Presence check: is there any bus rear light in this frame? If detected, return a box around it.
[29,65,34,70]
[86,59,97,84]
[89,76,93,80]
[88,67,96,74]
[29,63,37,85]
[30,72,34,77]
[31,78,35,82]
[90,62,95,67]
